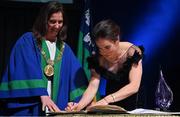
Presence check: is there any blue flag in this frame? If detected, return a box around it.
[77,0,94,80]
[77,0,107,99]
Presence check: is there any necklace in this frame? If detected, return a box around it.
[40,40,65,78]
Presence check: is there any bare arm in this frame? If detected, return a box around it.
[65,69,100,111]
[76,72,100,110]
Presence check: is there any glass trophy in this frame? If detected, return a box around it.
[155,70,173,111]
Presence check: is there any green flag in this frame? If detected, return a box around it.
[77,0,94,80]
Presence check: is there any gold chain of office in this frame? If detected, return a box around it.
[41,41,65,78]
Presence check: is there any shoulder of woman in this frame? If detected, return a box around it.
[120,42,144,57]
[119,42,133,51]
[128,45,144,57]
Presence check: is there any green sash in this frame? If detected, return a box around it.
[41,39,64,103]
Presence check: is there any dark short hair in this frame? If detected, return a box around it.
[92,19,120,42]
[32,1,67,41]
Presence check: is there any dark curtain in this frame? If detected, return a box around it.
[0,1,39,76]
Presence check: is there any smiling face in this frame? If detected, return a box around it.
[45,11,63,41]
[96,38,120,62]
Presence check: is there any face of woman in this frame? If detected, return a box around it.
[46,11,63,40]
[96,38,119,62]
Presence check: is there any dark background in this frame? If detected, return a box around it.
[0,0,180,111]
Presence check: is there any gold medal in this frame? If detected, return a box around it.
[44,64,54,77]
[40,41,65,79]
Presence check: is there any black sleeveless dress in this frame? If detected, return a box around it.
[87,45,144,111]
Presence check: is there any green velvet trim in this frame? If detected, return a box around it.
[52,41,64,103]
[0,79,46,91]
[41,39,64,103]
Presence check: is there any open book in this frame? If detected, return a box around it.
[46,105,127,115]
[47,106,180,115]
[86,104,127,114]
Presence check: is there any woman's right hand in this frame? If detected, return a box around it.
[40,95,61,112]
[65,102,79,112]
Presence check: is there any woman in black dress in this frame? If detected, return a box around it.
[66,19,144,111]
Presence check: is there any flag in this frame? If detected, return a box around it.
[77,0,107,101]
[77,0,103,101]
[77,0,94,80]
